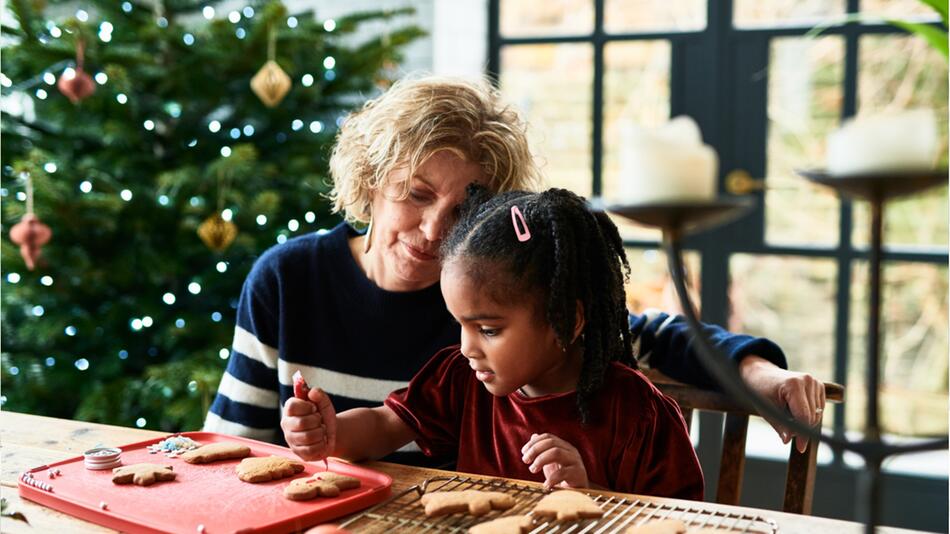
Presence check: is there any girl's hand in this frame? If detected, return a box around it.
[281,387,337,461]
[520,433,589,490]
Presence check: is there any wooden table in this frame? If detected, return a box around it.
[0,411,923,534]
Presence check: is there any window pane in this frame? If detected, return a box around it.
[733,0,846,28]
[765,37,844,246]
[848,261,949,437]
[604,0,706,33]
[746,418,835,463]
[852,35,949,248]
[500,44,593,196]
[500,0,593,37]
[603,40,671,241]
[852,185,949,248]
[625,248,701,314]
[729,255,837,389]
[860,0,945,19]
[879,436,949,477]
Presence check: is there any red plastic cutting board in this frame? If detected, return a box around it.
[17,431,391,534]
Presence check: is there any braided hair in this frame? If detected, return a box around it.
[441,184,634,423]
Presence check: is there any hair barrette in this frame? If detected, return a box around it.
[510,205,531,242]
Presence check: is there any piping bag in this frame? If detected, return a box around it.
[292,370,330,471]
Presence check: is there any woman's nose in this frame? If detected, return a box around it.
[419,206,454,243]
[419,215,444,243]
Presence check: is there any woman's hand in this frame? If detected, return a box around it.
[521,433,589,490]
[281,387,337,461]
[739,355,826,453]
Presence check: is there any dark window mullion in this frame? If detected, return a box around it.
[830,0,862,465]
[486,0,500,81]
[499,31,704,45]
[592,0,605,197]
[727,30,769,245]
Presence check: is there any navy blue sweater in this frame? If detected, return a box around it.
[205,223,787,458]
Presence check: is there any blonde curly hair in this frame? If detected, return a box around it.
[328,75,543,224]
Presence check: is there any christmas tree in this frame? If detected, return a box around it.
[1,0,423,431]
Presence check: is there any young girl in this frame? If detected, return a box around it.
[282,186,703,498]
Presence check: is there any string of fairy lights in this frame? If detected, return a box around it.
[2,4,355,417]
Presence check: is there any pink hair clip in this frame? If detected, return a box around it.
[510,205,531,242]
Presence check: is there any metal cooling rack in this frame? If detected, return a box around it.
[338,475,779,533]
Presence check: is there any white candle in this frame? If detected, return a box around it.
[827,110,938,175]
[619,116,718,203]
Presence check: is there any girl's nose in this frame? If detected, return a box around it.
[460,332,479,360]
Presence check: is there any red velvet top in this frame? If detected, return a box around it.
[385,346,704,499]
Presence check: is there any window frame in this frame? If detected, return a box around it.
[487,0,948,470]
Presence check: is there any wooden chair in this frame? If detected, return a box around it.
[643,369,845,514]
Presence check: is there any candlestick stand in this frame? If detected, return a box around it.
[607,173,948,533]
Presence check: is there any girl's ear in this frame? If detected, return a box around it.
[571,300,586,343]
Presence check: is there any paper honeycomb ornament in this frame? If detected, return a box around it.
[250,60,292,108]
[58,67,96,103]
[59,39,95,104]
[10,213,52,270]
[198,214,238,252]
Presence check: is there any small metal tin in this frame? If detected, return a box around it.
[83,447,122,470]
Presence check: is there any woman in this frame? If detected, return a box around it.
[204,76,825,461]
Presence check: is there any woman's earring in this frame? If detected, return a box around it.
[363,219,373,254]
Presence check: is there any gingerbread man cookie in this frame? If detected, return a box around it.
[532,490,603,521]
[111,464,176,486]
[236,456,305,483]
[312,472,361,491]
[181,442,251,464]
[284,472,362,501]
[420,490,515,517]
[285,478,341,500]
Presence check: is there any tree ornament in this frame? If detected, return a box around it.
[199,163,239,252]
[250,27,291,108]
[9,174,52,270]
[197,213,237,252]
[58,39,95,104]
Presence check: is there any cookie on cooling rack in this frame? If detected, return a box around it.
[624,518,687,533]
[420,490,515,517]
[468,514,533,534]
[532,490,604,521]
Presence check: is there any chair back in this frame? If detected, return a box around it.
[643,369,845,514]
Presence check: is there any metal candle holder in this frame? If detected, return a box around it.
[607,170,949,533]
